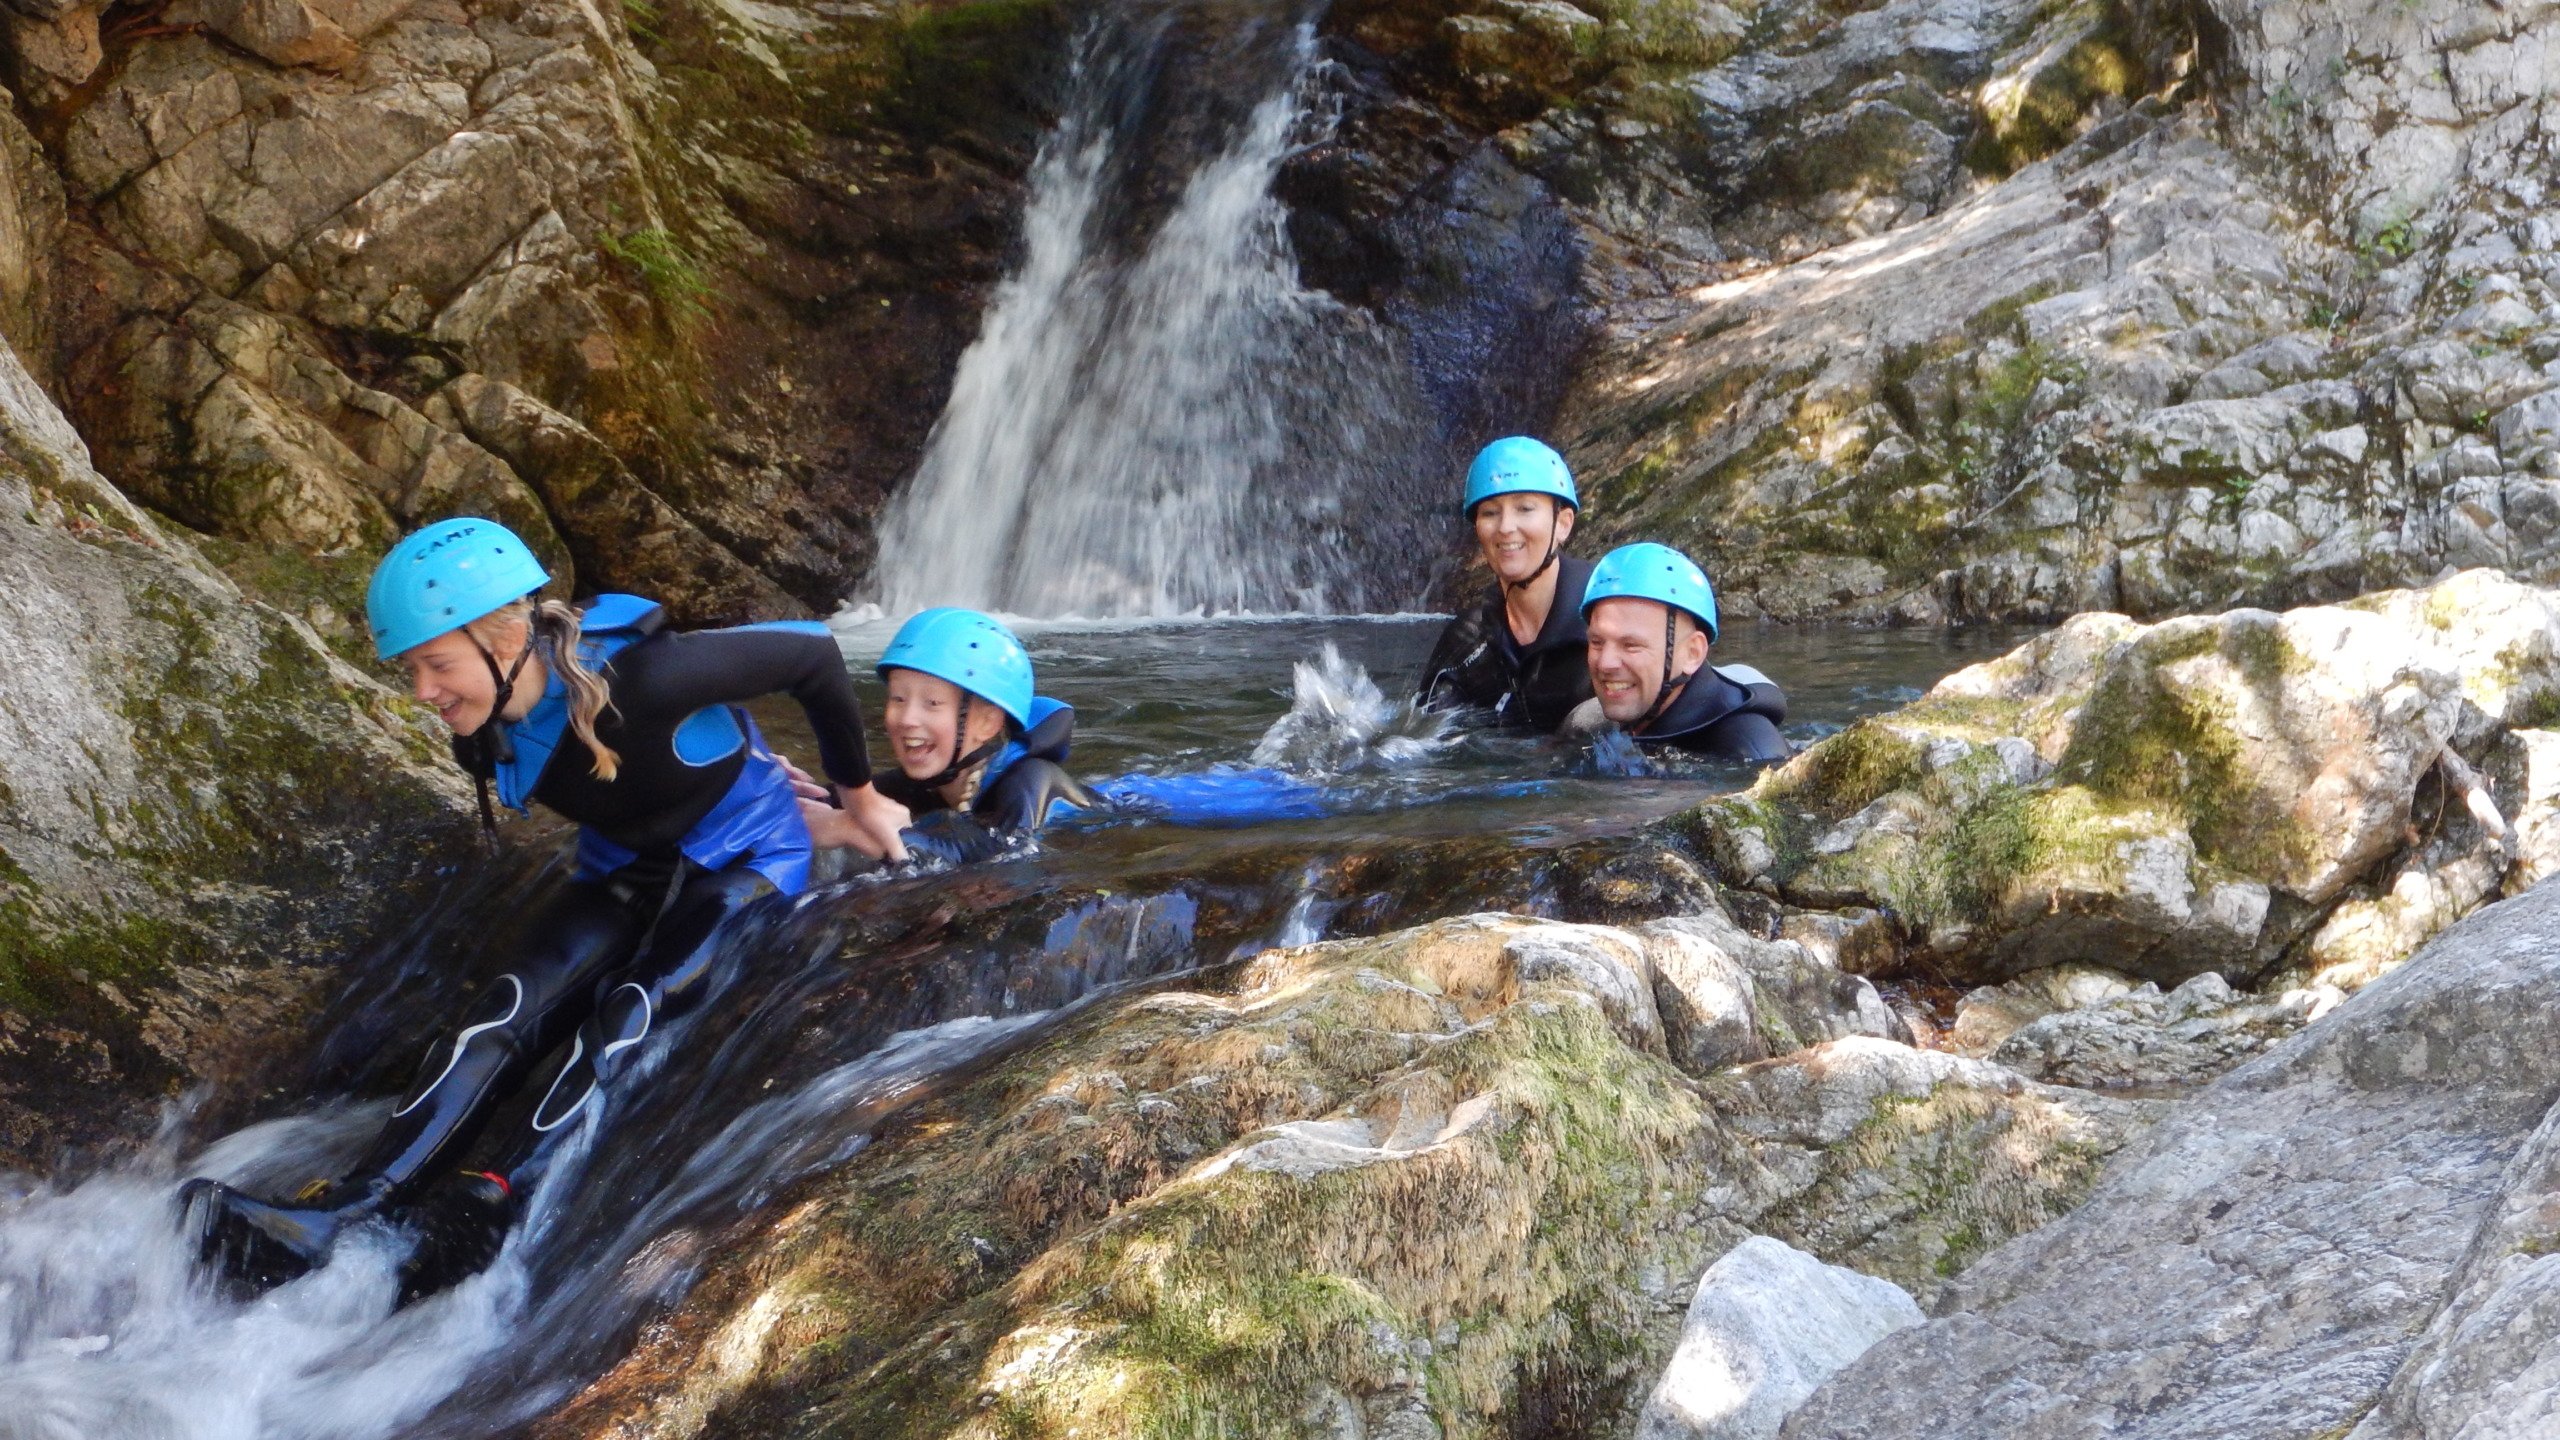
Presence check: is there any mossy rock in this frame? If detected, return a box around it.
[0,410,473,1168]
[1687,577,2547,989]
[538,911,2168,1438]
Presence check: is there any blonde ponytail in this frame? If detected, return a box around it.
[467,599,625,780]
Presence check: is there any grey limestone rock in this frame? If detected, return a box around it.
[1637,1236,1923,1440]
[1711,1037,2168,1306]
[1779,880,2560,1440]
[1641,906,1906,1075]
[0,331,472,1170]
[1712,572,2560,993]
[1987,971,2325,1090]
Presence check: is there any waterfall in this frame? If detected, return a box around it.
[868,3,1440,619]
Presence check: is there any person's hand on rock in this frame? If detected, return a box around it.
[798,779,909,862]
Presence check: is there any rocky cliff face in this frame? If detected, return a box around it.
[1,0,1066,639]
[1555,0,2560,624]
[0,315,474,1172]
[1301,0,2560,626]
[16,0,2543,627]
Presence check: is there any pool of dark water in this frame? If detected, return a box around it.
[780,613,2040,855]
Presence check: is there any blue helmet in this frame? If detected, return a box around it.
[1582,542,1719,641]
[367,517,551,660]
[878,608,1034,728]
[1461,436,1578,518]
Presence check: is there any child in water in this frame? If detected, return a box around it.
[793,608,1094,864]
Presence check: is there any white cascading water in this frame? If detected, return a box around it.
[0,1011,1046,1440]
[869,14,1434,619]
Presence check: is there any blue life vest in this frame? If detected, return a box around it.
[492,595,819,896]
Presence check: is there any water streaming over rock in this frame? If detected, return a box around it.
[868,1,1444,619]
[0,614,2029,1433]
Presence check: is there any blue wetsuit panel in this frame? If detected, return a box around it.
[671,706,747,766]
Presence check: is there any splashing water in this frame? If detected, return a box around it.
[0,1105,514,1440]
[1249,643,1450,777]
[0,1007,1063,1440]
[869,6,1441,619]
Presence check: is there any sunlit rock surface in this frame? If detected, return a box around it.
[1782,877,2560,1440]
[2,0,1070,635]
[1688,571,2560,1003]
[1546,0,2560,624]
[1636,1236,1921,1440]
[534,913,2151,1438]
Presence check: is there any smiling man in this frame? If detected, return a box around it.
[1577,542,1791,764]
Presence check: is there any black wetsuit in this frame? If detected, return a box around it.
[1416,555,1595,732]
[876,699,1096,864]
[189,597,873,1297]
[1631,666,1792,764]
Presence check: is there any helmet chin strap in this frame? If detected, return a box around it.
[465,627,540,837]
[1632,608,1696,732]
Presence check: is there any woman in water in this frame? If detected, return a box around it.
[1414,436,1594,731]
[183,517,911,1298]
[794,608,1094,862]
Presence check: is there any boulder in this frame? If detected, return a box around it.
[1710,1038,2166,1305]
[2347,1080,2560,1440]
[1636,1236,1923,1440]
[1641,905,1907,1075]
[1987,971,2327,1090]
[176,0,421,71]
[1695,572,2560,990]
[0,332,471,1170]
[1780,878,2560,1440]
[530,911,2153,1439]
[0,87,61,365]
[1946,963,2136,1055]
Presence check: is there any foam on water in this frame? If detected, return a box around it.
[0,1011,1054,1440]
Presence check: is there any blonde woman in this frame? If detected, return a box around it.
[183,517,908,1300]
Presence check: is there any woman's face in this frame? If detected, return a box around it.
[1472,494,1574,587]
[401,629,503,735]
[884,669,1007,781]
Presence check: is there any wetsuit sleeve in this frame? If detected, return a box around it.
[614,625,873,789]
[1417,607,1497,710]
[979,759,1096,834]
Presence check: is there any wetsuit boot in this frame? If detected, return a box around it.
[181,881,644,1293]
[178,1176,385,1292]
[392,1170,517,1304]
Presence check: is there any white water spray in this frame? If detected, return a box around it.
[871,14,1434,619]
[1250,642,1450,775]
[0,1011,1052,1440]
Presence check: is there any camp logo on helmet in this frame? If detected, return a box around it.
[367,518,552,662]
